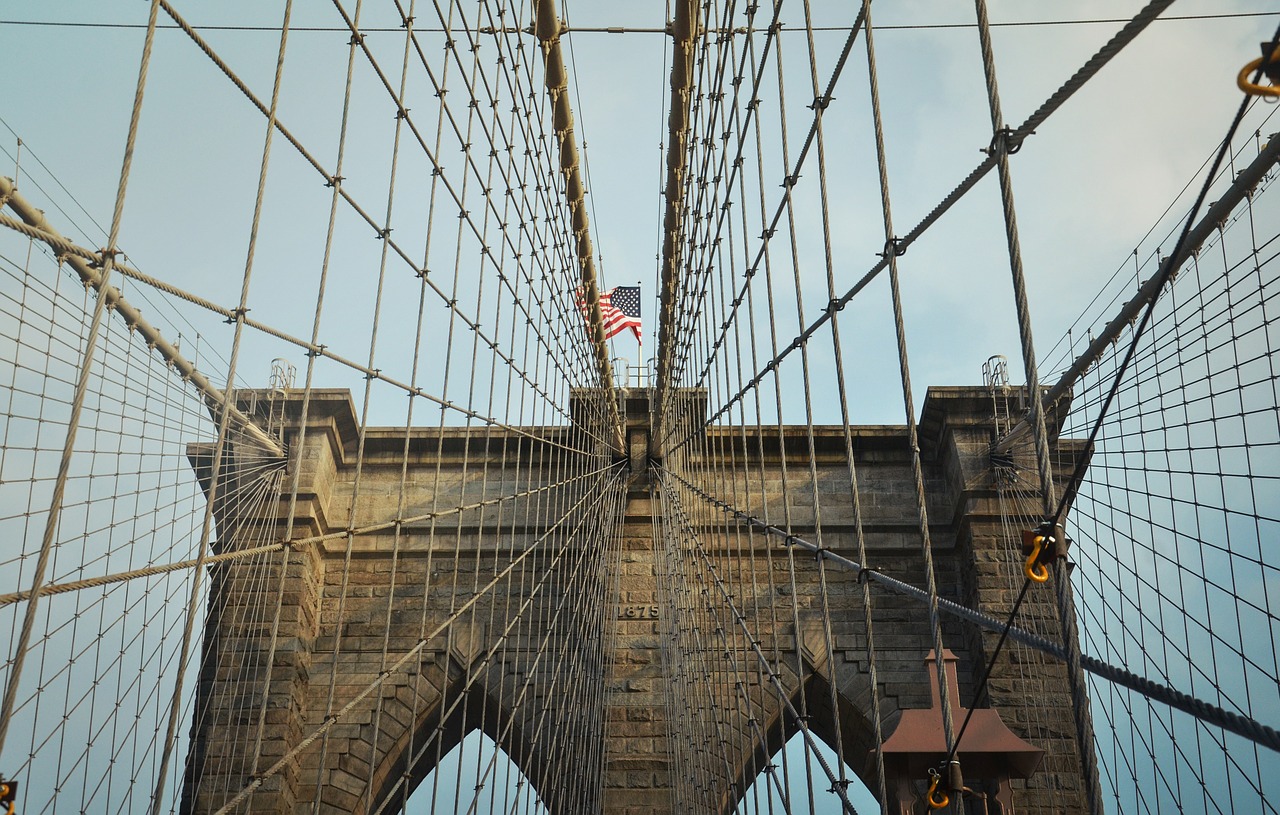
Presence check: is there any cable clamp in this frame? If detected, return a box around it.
[984,126,1029,157]
[809,94,833,111]
[224,307,249,325]
[1239,42,1280,98]
[879,237,906,258]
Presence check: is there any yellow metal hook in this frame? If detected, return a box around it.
[1023,534,1050,584]
[926,770,950,810]
[1238,44,1280,98]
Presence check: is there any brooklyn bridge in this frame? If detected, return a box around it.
[0,2,1278,813]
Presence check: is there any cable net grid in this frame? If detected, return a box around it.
[1059,136,1280,812]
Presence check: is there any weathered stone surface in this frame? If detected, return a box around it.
[183,387,1092,815]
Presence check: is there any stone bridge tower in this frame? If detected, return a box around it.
[183,386,1092,814]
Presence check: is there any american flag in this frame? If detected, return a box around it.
[580,285,642,344]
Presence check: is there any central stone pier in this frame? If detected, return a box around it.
[184,386,1092,815]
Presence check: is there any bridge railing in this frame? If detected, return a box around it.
[612,357,655,389]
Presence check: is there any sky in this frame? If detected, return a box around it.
[1,1,1278,431]
[1,3,1279,812]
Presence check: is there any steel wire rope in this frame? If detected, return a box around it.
[6,10,1280,34]
[153,0,602,445]
[368,6,477,802]
[1063,486,1280,811]
[836,2,967,795]
[747,11,806,808]
[767,21,839,812]
[448,47,518,809]
[654,0,736,429]
[675,415,798,815]
[305,3,430,802]
[0,0,163,759]
[691,12,808,803]
[557,0,610,298]
[652,0,786,443]
[695,266,761,812]
[709,129,799,814]
[659,9,763,424]
[385,7,570,804]
[960,1,1105,809]
[0,136,240,386]
[690,0,1178,443]
[237,0,369,795]
[207,470,621,814]
[676,5,868,410]
[0,466,615,607]
[665,469,1280,753]
[445,489,619,815]
[657,467,862,814]
[686,16,758,806]
[380,0,604,400]
[434,0,622,412]
[1013,38,1280,788]
[721,7,808,808]
[334,0,602,399]
[0,197,591,458]
[666,446,746,810]
[735,16,803,806]
[991,429,1068,809]
[1038,109,1279,378]
[472,0,615,414]
[147,4,296,810]
[417,19,488,809]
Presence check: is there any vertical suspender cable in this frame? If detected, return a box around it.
[0,0,163,759]
[150,4,295,811]
[971,1,1106,810]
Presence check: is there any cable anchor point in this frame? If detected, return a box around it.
[1021,521,1069,583]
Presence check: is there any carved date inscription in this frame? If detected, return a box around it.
[618,605,660,620]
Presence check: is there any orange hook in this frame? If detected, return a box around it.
[926,770,950,810]
[1238,43,1280,98]
[1022,533,1050,584]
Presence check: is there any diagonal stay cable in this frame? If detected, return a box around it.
[657,466,861,814]
[684,0,1176,446]
[680,6,868,397]
[931,31,1280,781]
[0,212,600,456]
[664,468,1280,755]
[156,0,598,428]
[208,466,624,815]
[0,462,618,607]
[327,0,595,393]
